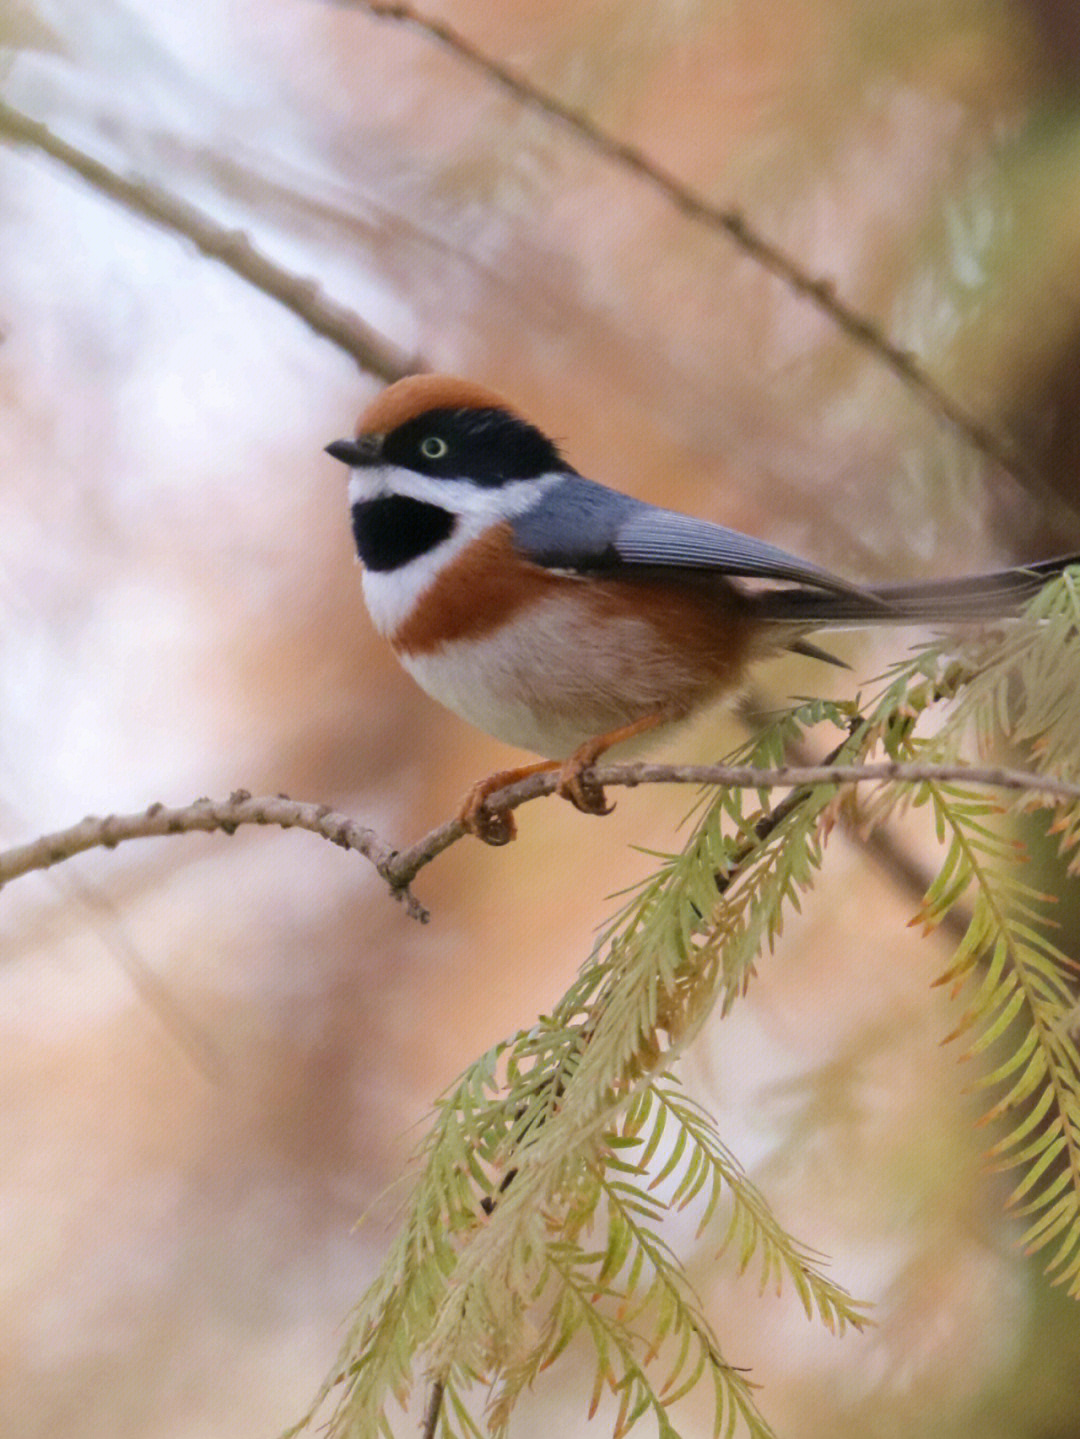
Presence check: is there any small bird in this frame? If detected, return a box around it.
[327,375,1077,842]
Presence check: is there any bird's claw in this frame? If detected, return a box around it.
[459,776,519,845]
[556,758,615,816]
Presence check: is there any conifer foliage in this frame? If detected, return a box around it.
[292,572,1080,1439]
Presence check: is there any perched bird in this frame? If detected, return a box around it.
[327,374,1077,842]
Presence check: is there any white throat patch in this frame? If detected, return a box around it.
[347,465,561,639]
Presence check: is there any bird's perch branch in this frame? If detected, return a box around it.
[0,790,424,921]
[2,764,1077,924]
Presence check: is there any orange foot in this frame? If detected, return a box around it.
[556,738,616,816]
[459,760,558,845]
[460,710,676,841]
[556,710,676,816]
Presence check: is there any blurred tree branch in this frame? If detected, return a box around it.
[4,44,1077,529]
[2,761,1077,926]
[331,0,1078,531]
[0,97,415,380]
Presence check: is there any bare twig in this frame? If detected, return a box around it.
[337,0,1077,527]
[0,789,429,922]
[5,25,1073,526]
[381,758,1080,893]
[421,1376,445,1439]
[0,98,415,381]
[2,765,1067,924]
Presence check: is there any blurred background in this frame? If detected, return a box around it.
[3,1,1080,1435]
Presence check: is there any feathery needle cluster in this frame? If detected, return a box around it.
[288,572,1080,1438]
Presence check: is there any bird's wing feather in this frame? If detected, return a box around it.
[512,475,861,597]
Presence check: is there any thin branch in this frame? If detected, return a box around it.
[0,789,428,923]
[339,0,1077,528]
[0,98,415,381]
[3,765,1074,924]
[421,1376,445,1439]
[4,19,1074,529]
[6,29,1073,529]
[382,758,1080,891]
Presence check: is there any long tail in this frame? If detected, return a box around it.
[758,554,1080,629]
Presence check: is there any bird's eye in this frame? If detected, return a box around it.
[420,436,448,459]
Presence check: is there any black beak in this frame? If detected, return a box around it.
[325,435,382,466]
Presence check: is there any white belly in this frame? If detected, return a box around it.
[396,592,711,758]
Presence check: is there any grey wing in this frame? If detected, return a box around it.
[512,474,863,598]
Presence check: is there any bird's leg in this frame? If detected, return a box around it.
[557,710,673,816]
[459,759,560,845]
[461,709,676,841]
